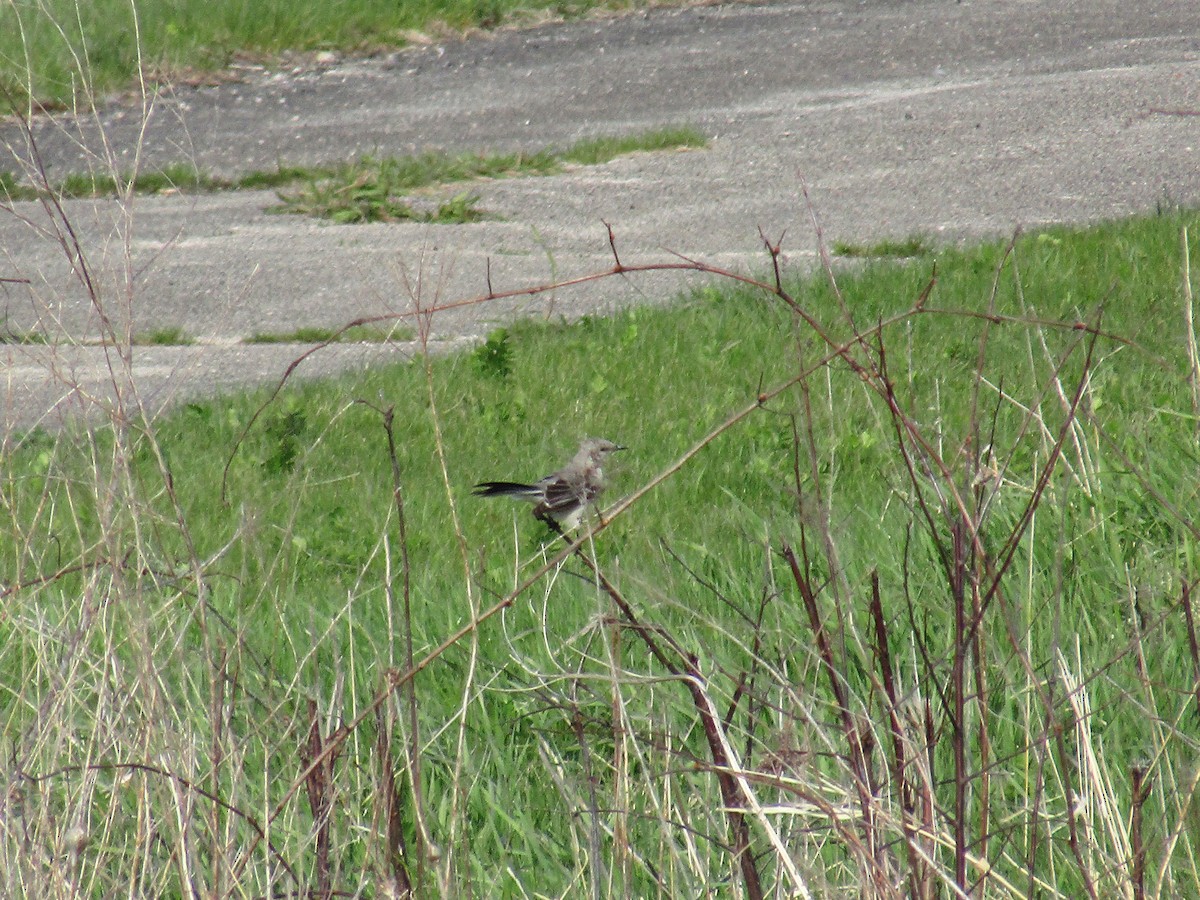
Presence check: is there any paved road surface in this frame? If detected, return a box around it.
[2,0,1198,432]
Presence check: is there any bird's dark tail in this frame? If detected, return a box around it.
[473,481,540,498]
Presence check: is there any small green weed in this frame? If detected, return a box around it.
[472,327,514,380]
[58,171,108,197]
[262,407,308,475]
[0,163,303,200]
[0,171,34,200]
[342,323,415,342]
[280,172,421,224]
[430,191,486,223]
[271,160,496,224]
[131,163,214,194]
[247,326,343,344]
[270,153,537,223]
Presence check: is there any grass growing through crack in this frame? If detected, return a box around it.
[246,323,416,343]
[3,212,1200,896]
[558,124,707,164]
[833,233,935,258]
[275,184,488,225]
[1,126,707,223]
[0,329,48,345]
[1,161,304,201]
[269,126,706,223]
[57,162,215,198]
[131,326,194,346]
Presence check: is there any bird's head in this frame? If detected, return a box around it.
[579,437,626,465]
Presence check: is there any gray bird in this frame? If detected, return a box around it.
[473,438,625,531]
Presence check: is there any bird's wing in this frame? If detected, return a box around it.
[538,476,596,513]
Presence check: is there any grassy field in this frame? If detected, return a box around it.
[0,0,638,113]
[2,209,1199,896]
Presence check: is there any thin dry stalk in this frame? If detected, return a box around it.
[607,608,632,898]
[410,261,482,894]
[1183,226,1200,430]
[1153,759,1200,897]
[567,682,607,898]
[208,647,228,896]
[374,707,414,896]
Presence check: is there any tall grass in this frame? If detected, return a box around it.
[2,207,1199,896]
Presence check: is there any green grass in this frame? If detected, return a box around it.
[0,170,24,199]
[246,323,416,343]
[832,233,935,258]
[0,329,48,345]
[57,162,216,198]
[3,212,1200,896]
[2,162,291,201]
[0,0,644,114]
[559,124,708,165]
[131,326,194,345]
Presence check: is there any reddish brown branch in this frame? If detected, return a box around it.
[1182,577,1200,715]
[870,571,932,899]
[301,699,350,900]
[1131,763,1149,900]
[781,541,887,890]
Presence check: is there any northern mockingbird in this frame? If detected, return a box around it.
[473,438,625,531]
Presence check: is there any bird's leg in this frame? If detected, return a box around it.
[535,508,568,539]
